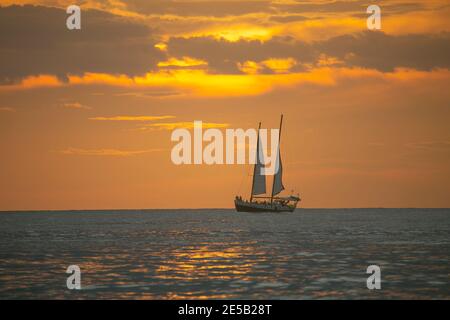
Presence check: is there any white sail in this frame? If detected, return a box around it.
[272,149,285,196]
[252,132,266,195]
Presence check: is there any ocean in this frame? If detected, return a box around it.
[0,208,448,299]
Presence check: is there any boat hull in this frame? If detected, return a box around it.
[234,199,297,213]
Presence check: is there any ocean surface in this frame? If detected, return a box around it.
[0,208,449,299]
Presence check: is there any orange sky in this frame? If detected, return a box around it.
[1,0,450,210]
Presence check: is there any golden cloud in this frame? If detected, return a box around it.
[62,102,91,110]
[158,56,208,68]
[2,67,449,98]
[89,115,175,121]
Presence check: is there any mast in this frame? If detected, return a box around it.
[250,122,262,202]
[271,114,283,204]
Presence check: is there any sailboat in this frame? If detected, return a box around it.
[234,115,301,213]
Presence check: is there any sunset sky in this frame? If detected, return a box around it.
[0,0,449,210]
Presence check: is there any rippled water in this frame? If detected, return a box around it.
[0,209,449,299]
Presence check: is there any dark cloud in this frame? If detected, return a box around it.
[277,0,425,16]
[268,15,312,23]
[370,1,425,14]
[85,0,426,18]
[1,5,449,81]
[123,0,416,17]
[0,5,164,83]
[168,36,316,73]
[319,31,450,72]
[123,0,274,17]
[277,0,368,14]
[352,2,425,18]
[167,31,450,73]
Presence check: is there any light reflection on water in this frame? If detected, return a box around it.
[0,208,449,299]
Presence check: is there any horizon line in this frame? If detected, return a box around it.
[1,207,450,213]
